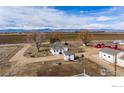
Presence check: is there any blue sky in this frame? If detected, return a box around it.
[53,6,112,14]
[0,6,124,30]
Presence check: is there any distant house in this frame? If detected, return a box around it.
[50,42,68,55]
[113,40,124,45]
[99,48,124,67]
[63,51,75,61]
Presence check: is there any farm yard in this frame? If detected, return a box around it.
[1,32,124,76]
[0,42,113,76]
[6,58,113,76]
[0,42,115,76]
[24,41,84,58]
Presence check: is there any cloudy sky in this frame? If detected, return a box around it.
[0,6,124,30]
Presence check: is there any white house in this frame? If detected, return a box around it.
[63,51,75,61]
[50,42,68,55]
[99,48,124,67]
[50,41,75,61]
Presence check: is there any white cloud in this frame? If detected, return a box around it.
[0,6,124,30]
[96,16,114,21]
[0,7,88,29]
[84,23,109,29]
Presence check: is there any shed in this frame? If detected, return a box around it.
[63,51,75,61]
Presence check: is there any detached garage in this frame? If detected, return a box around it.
[63,51,75,61]
[99,48,121,63]
[99,48,124,67]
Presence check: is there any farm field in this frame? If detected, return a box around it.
[0,45,22,76]
[1,32,124,44]
[0,34,27,44]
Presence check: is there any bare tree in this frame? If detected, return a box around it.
[26,33,33,43]
[30,32,46,52]
[50,31,64,43]
[78,30,94,46]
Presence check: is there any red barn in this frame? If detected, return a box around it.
[92,42,120,50]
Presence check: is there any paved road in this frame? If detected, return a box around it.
[9,44,82,65]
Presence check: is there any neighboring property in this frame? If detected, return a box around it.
[63,51,75,61]
[113,40,124,45]
[93,42,120,50]
[99,48,124,67]
[50,42,68,55]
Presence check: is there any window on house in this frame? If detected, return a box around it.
[108,56,111,58]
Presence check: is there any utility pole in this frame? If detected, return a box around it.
[81,54,86,76]
[83,58,86,76]
[115,60,117,76]
[115,55,117,76]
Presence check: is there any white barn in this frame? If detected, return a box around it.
[63,51,75,61]
[99,48,124,67]
[50,42,68,55]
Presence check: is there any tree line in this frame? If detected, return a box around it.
[27,30,94,52]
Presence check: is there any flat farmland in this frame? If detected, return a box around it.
[93,33,124,40]
[47,32,124,40]
[0,34,27,44]
[1,32,124,44]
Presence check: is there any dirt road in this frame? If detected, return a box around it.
[9,44,82,65]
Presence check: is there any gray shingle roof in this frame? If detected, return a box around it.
[50,41,65,51]
[100,48,121,55]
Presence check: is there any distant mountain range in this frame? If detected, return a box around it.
[0,28,124,32]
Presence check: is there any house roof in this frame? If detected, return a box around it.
[50,41,66,51]
[64,51,74,56]
[100,48,121,55]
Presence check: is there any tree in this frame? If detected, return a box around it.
[78,30,94,46]
[50,31,64,43]
[30,32,46,52]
